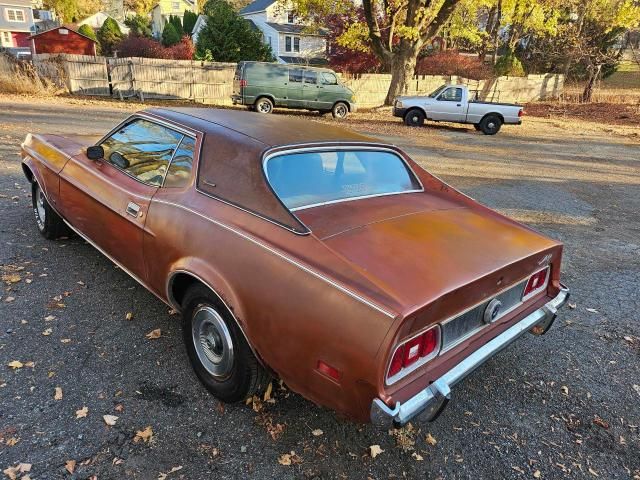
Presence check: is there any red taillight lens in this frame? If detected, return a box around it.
[239,79,247,87]
[387,326,440,382]
[388,345,404,377]
[518,109,524,117]
[523,267,549,299]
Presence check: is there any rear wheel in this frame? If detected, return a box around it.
[331,102,349,119]
[182,284,269,403]
[404,109,425,127]
[31,181,68,239]
[254,97,274,114]
[479,114,502,135]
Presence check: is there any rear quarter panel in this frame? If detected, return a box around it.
[467,103,521,124]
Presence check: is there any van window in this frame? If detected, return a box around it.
[320,72,338,85]
[289,69,303,83]
[303,70,317,84]
[265,150,422,210]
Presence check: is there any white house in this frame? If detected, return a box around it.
[77,12,130,35]
[150,0,196,39]
[239,0,328,65]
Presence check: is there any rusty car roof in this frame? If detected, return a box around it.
[145,108,375,147]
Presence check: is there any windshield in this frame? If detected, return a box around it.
[265,150,422,210]
[428,85,447,98]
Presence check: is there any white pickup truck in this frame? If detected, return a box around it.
[393,84,523,135]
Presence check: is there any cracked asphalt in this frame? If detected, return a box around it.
[0,95,639,479]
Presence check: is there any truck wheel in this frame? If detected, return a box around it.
[332,102,349,119]
[254,97,273,114]
[182,284,270,403]
[404,109,425,127]
[479,114,502,135]
[31,180,68,240]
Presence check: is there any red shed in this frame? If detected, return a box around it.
[30,26,97,56]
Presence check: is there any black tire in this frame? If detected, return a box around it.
[404,108,425,127]
[473,124,482,131]
[331,102,349,119]
[31,181,68,239]
[254,97,274,114]
[182,284,269,403]
[479,114,502,135]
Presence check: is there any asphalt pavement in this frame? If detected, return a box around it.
[0,97,638,479]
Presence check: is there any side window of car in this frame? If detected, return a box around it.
[439,88,463,102]
[289,68,303,83]
[164,136,195,188]
[320,72,338,85]
[101,119,182,186]
[304,70,317,84]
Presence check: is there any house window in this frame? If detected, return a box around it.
[287,11,295,23]
[285,36,300,53]
[1,31,12,46]
[6,9,26,22]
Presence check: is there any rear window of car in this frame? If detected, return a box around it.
[265,150,421,210]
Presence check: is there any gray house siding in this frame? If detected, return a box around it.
[0,0,35,33]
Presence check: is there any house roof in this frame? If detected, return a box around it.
[239,0,276,15]
[265,22,327,36]
[29,24,97,43]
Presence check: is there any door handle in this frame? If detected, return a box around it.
[126,202,141,217]
[457,103,461,106]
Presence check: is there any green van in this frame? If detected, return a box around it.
[231,61,357,119]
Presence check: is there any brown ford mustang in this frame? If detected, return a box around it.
[21,109,569,426]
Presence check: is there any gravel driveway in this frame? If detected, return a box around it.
[1,96,639,479]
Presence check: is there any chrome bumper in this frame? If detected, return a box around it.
[371,285,570,427]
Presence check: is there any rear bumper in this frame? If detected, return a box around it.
[371,285,570,427]
[231,95,244,105]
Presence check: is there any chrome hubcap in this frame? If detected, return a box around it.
[335,105,347,117]
[35,184,46,225]
[192,306,234,379]
[257,101,272,113]
[488,122,495,129]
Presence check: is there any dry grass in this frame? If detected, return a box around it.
[561,81,640,105]
[0,54,58,95]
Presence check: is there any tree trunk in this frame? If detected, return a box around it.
[492,0,502,64]
[582,63,601,102]
[384,49,418,105]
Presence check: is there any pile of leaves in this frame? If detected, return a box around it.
[525,101,640,127]
[415,50,492,80]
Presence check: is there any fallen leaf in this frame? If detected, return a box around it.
[2,463,31,480]
[7,360,24,369]
[60,339,71,344]
[633,385,640,397]
[44,315,56,321]
[588,468,598,477]
[125,312,133,321]
[263,382,273,402]
[278,453,292,466]
[568,302,576,309]
[134,426,153,443]
[369,444,384,458]
[25,279,32,284]
[624,336,634,343]
[412,452,424,461]
[4,296,15,303]
[512,466,525,474]
[103,414,119,426]
[5,437,19,446]
[54,387,63,400]
[561,385,569,396]
[586,308,598,313]
[593,416,609,429]
[311,429,323,437]
[146,329,161,340]
[158,466,183,480]
[65,460,76,474]
[425,433,437,446]
[42,328,52,336]
[533,470,541,478]
[75,406,88,419]
[24,361,34,368]
[115,404,124,412]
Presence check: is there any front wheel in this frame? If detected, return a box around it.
[404,109,425,127]
[31,181,68,239]
[182,284,269,403]
[479,114,502,135]
[254,97,274,114]
[332,102,349,119]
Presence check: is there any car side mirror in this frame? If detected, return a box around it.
[87,145,104,160]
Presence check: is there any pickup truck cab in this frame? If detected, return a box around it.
[393,84,523,135]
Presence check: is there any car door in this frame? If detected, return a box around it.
[58,117,183,281]
[286,67,304,108]
[430,87,465,122]
[316,71,342,110]
[302,69,321,108]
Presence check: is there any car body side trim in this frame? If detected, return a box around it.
[152,198,397,319]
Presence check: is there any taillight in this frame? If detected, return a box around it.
[522,266,549,301]
[518,109,524,117]
[239,79,247,87]
[387,326,440,383]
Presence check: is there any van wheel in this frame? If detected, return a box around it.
[479,114,502,135]
[182,284,270,403]
[404,109,425,127]
[255,97,273,114]
[332,102,349,119]
[31,181,68,240]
